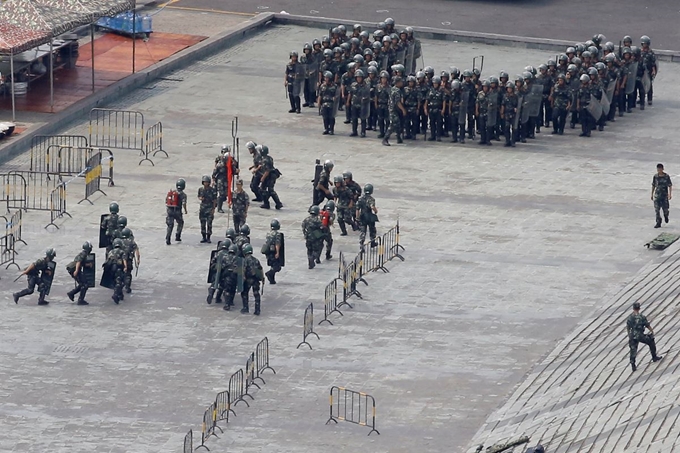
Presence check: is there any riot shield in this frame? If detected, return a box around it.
[486,95,498,128]
[396,46,406,65]
[625,62,638,95]
[404,42,415,75]
[587,98,603,119]
[312,160,322,192]
[331,90,341,118]
[642,70,651,93]
[83,253,96,288]
[279,233,286,267]
[458,90,469,122]
[360,85,371,120]
[41,261,57,295]
[514,94,524,129]
[600,90,611,116]
[473,55,484,75]
[99,214,109,248]
[236,256,244,293]
[605,77,617,103]
[521,85,542,122]
[379,53,389,72]
[293,62,305,97]
[100,262,116,289]
[207,249,218,284]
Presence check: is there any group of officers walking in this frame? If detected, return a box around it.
[286,21,658,146]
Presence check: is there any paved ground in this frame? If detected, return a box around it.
[165,0,680,50]
[1,23,679,453]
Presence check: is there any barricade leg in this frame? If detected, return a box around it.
[254,337,276,384]
[139,150,154,166]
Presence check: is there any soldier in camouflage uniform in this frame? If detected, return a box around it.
[340,63,357,124]
[301,205,324,269]
[120,228,139,294]
[652,163,672,228]
[403,75,421,140]
[382,77,407,146]
[604,54,620,122]
[166,179,188,245]
[476,80,492,146]
[285,51,302,113]
[321,200,336,260]
[449,79,463,143]
[13,248,56,305]
[230,179,249,232]
[367,65,379,130]
[198,175,217,244]
[314,159,334,206]
[640,36,657,105]
[626,302,662,372]
[212,153,228,213]
[318,71,338,135]
[425,76,445,142]
[263,219,283,284]
[347,69,371,137]
[375,71,391,138]
[343,171,361,231]
[356,184,379,249]
[550,74,571,135]
[576,74,593,137]
[416,71,430,135]
[221,244,239,310]
[67,242,93,305]
[105,239,128,304]
[241,244,264,315]
[500,82,518,147]
[333,175,354,236]
[259,146,283,210]
[247,141,263,202]
[103,202,121,253]
[234,224,251,257]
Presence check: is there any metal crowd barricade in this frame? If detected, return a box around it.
[297,303,320,350]
[144,121,168,165]
[382,220,405,263]
[47,182,71,229]
[228,368,249,409]
[0,172,28,212]
[196,402,220,451]
[339,253,367,309]
[78,151,107,205]
[326,386,380,436]
[320,278,342,326]
[56,145,93,177]
[362,236,388,273]
[6,209,26,246]
[88,108,152,166]
[1,228,19,270]
[183,429,193,453]
[245,352,261,397]
[30,135,88,172]
[214,390,234,425]
[7,171,61,212]
[99,149,115,187]
[255,336,276,384]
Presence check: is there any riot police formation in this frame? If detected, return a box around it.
[286,23,658,146]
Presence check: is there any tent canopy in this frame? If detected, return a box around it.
[0,20,51,53]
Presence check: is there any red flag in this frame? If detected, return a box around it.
[227,155,233,204]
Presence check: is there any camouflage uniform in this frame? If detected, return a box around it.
[67,250,91,303]
[640,48,657,104]
[241,253,264,314]
[321,208,335,260]
[319,81,338,134]
[333,182,354,235]
[231,190,249,232]
[250,149,263,201]
[263,230,283,281]
[260,154,282,209]
[104,213,120,253]
[212,160,227,212]
[652,172,672,227]
[314,170,333,206]
[403,84,420,139]
[166,190,187,243]
[383,85,404,143]
[551,82,571,134]
[426,86,444,141]
[14,257,53,305]
[356,193,377,247]
[375,83,391,138]
[301,214,324,269]
[198,185,217,240]
[626,312,659,367]
[105,247,126,303]
[122,236,138,293]
[476,90,491,144]
[234,233,250,257]
[577,84,593,137]
[501,91,518,146]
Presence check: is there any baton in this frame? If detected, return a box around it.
[135,262,139,277]
[285,85,288,99]
[261,278,265,296]
[13,274,23,283]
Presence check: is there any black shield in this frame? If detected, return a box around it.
[100,263,116,289]
[83,253,96,288]
[236,256,244,293]
[41,261,57,295]
[99,214,110,248]
[280,233,286,267]
[207,249,218,284]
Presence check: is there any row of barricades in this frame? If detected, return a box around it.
[0,209,25,270]
[184,337,276,452]
[298,220,405,349]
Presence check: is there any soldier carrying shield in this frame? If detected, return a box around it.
[66,241,95,305]
[13,248,57,306]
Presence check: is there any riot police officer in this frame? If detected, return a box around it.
[105,238,128,304]
[241,244,264,315]
[166,178,188,245]
[259,146,283,210]
[67,242,93,305]
[356,184,379,249]
[13,248,56,305]
[262,219,284,284]
[301,205,324,269]
[198,175,217,244]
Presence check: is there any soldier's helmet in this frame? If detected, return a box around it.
[121,228,132,239]
[406,26,414,36]
[350,37,360,47]
[514,74,524,83]
[585,40,594,48]
[384,17,395,27]
[481,80,491,88]
[622,47,632,56]
[441,70,450,79]
[547,60,556,67]
[451,79,462,90]
[309,205,320,215]
[499,70,509,79]
[290,51,298,58]
[557,74,566,81]
[380,70,389,79]
[538,64,548,71]
[595,62,606,71]
[338,24,346,34]
[377,21,386,31]
[592,34,602,45]
[605,42,615,52]
[46,247,56,258]
[363,183,374,194]
[242,244,254,256]
[324,71,333,79]
[382,36,391,44]
[82,241,93,253]
[587,67,598,77]
[566,46,576,54]
[472,68,481,77]
[313,38,321,47]
[228,244,238,254]
[303,42,312,52]
[489,76,499,84]
[246,141,256,150]
[260,145,269,156]
[353,24,361,32]
[343,171,353,179]
[399,29,407,36]
[572,57,582,66]
[567,64,577,73]
[322,36,330,44]
[331,27,340,35]
[355,69,365,78]
[451,67,460,78]
[371,41,382,51]
[632,46,641,57]
[623,35,632,44]
[367,66,378,75]
[558,54,568,63]
[109,202,119,213]
[633,302,641,310]
[118,215,128,228]
[581,51,592,59]
[219,239,231,250]
[324,200,336,212]
[424,66,435,77]
[524,65,535,74]
[364,48,374,57]
[640,35,651,45]
[605,54,616,63]
[270,219,280,230]
[588,46,598,56]
[226,227,237,239]
[416,71,425,79]
[506,81,515,89]
[432,76,441,85]
[201,175,211,184]
[113,239,123,249]
[334,175,344,184]
[522,71,533,81]
[462,69,472,78]
[240,224,250,236]
[360,31,369,40]
[579,74,590,83]
[407,75,416,84]
[341,42,351,51]
[395,64,405,73]
[176,179,186,190]
[324,159,334,170]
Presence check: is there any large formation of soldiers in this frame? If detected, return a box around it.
[285,20,658,146]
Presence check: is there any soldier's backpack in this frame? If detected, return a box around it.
[166,189,180,207]
[320,210,330,228]
[66,260,76,277]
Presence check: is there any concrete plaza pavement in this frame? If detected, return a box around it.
[1,23,679,453]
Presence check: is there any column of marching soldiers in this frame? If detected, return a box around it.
[11,142,380,314]
[285,19,658,145]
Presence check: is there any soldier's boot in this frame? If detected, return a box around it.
[631,361,636,372]
[125,278,132,294]
[240,295,249,313]
[326,243,333,260]
[67,287,78,301]
[360,122,366,138]
[295,96,302,114]
[381,134,390,146]
[315,252,321,264]
[253,295,261,316]
[288,96,296,113]
[350,118,358,136]
[206,234,211,244]
[329,118,336,135]
[166,234,171,245]
[13,288,29,304]
[427,128,436,141]
[339,220,348,236]
[396,132,403,144]
[378,121,385,139]
[322,117,329,135]
[217,199,225,213]
[344,108,351,124]
[308,254,315,269]
[112,293,120,304]
[175,233,182,242]
[37,291,49,306]
[272,193,283,210]
[207,287,215,304]
[265,270,276,284]
[260,195,271,209]
[77,288,89,305]
[215,289,224,303]
[200,233,208,243]
[223,292,234,310]
[653,355,664,362]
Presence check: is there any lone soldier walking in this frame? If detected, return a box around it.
[314,159,334,206]
[105,239,128,304]
[652,163,672,228]
[198,175,217,244]
[166,179,188,245]
[247,142,263,202]
[67,242,93,305]
[230,179,250,232]
[241,244,264,315]
[356,184,379,249]
[302,205,324,269]
[627,302,663,372]
[13,248,56,305]
[263,219,284,284]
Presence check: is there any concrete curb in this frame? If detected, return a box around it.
[272,13,680,62]
[0,12,276,164]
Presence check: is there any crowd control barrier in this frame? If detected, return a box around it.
[255,336,276,384]
[228,368,249,409]
[339,251,367,309]
[30,135,88,172]
[320,278,342,326]
[381,220,405,264]
[326,386,380,436]
[214,390,234,425]
[245,352,261,396]
[7,171,61,212]
[47,182,71,229]
[145,121,168,163]
[0,172,28,212]
[0,229,18,269]
[5,209,26,246]
[297,303,320,350]
[78,151,107,205]
[196,402,220,451]
[183,429,193,453]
